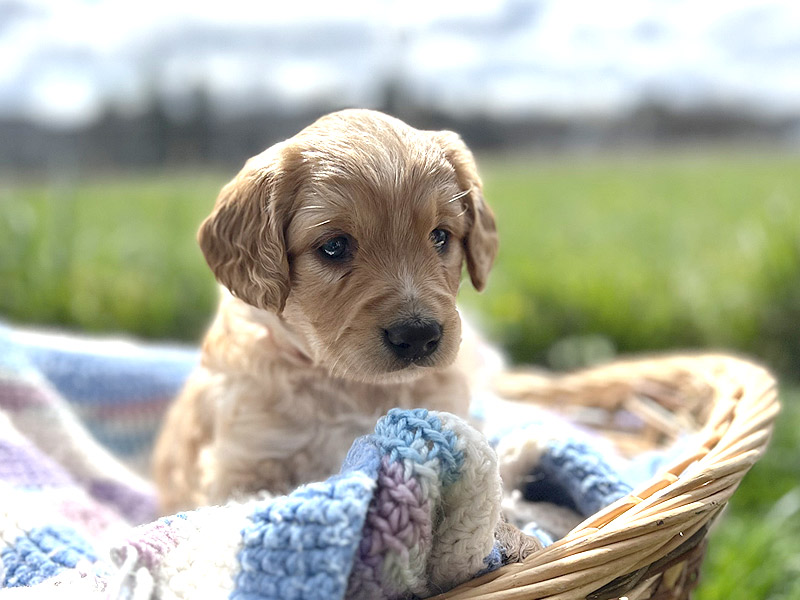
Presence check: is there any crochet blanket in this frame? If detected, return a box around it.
[0,322,665,599]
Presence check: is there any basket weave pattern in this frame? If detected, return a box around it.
[435,354,779,600]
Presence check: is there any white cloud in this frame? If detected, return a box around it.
[1,0,799,126]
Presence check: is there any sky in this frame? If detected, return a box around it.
[2,0,799,128]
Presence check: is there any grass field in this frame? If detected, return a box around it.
[1,149,798,598]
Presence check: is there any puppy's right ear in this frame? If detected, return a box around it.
[198,145,296,312]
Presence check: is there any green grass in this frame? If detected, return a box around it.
[696,388,800,600]
[1,149,799,598]
[461,150,800,375]
[0,172,222,339]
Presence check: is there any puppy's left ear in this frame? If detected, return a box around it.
[432,131,498,291]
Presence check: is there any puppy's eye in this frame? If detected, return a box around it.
[318,236,350,261]
[430,228,450,252]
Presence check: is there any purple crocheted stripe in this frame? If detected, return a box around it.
[57,495,127,539]
[115,517,185,570]
[347,455,432,599]
[0,439,73,488]
[0,378,53,411]
[89,480,158,525]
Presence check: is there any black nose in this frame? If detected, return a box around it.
[384,320,442,361]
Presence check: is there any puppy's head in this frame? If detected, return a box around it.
[199,109,497,383]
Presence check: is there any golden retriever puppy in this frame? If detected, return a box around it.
[153,109,498,513]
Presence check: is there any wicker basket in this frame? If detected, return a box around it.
[434,353,779,600]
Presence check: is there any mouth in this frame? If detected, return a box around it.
[367,361,430,384]
[377,356,442,382]
[349,353,440,384]
[390,357,436,371]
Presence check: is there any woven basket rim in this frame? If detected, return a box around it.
[434,352,779,600]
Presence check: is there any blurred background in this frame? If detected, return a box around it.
[1,1,798,598]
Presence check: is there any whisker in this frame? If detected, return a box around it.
[447,188,472,203]
[334,305,360,343]
[329,352,349,379]
[329,354,341,375]
[334,291,377,343]
[455,207,469,218]
[307,219,332,229]
[296,205,326,211]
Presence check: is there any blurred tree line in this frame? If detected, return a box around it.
[1,86,798,173]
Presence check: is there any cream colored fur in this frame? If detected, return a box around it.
[153,109,498,514]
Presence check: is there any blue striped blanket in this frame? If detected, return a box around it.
[0,322,664,599]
